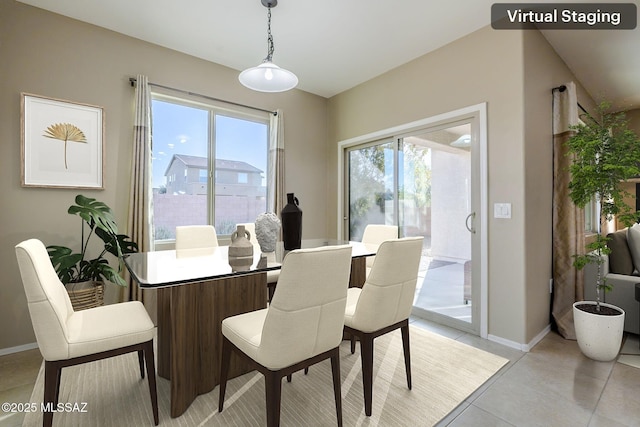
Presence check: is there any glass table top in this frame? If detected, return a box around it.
[124,239,377,288]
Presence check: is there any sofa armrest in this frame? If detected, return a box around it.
[583,253,640,334]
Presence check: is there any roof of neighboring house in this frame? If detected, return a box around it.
[164,154,263,176]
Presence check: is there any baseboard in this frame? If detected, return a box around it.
[521,324,551,352]
[488,324,551,352]
[0,342,39,356]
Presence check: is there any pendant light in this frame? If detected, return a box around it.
[450,134,471,148]
[239,0,298,92]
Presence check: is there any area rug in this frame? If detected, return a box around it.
[24,326,507,426]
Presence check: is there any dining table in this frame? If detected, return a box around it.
[124,238,377,418]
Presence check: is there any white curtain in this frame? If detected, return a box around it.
[268,109,285,216]
[124,74,156,320]
[551,81,583,339]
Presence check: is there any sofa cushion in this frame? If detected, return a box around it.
[608,229,635,275]
[625,224,640,274]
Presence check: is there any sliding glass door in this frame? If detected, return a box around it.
[406,123,475,332]
[347,140,395,240]
[344,118,480,335]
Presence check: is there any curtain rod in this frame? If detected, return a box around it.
[551,84,588,115]
[129,77,277,116]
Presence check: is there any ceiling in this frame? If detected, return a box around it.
[17,0,640,110]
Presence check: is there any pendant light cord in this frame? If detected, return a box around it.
[265,6,274,62]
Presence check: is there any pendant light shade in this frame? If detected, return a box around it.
[450,134,471,148]
[239,0,298,92]
[239,61,298,92]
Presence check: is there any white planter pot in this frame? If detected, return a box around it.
[573,301,625,362]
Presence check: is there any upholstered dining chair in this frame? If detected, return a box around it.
[15,239,158,427]
[175,224,218,257]
[218,245,353,427]
[343,236,423,416]
[361,224,399,277]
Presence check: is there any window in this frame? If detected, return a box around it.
[585,197,600,234]
[199,169,207,183]
[151,95,269,241]
[576,117,600,234]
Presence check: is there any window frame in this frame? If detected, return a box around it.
[150,92,271,246]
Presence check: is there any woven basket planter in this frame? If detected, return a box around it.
[65,280,104,311]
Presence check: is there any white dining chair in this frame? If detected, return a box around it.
[343,236,423,416]
[361,224,398,276]
[218,245,353,427]
[15,239,158,427]
[175,225,218,257]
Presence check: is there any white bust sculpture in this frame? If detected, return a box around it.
[255,212,281,253]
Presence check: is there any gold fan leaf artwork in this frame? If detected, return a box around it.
[43,123,88,169]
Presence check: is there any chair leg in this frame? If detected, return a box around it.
[330,349,343,427]
[360,334,374,416]
[143,341,159,425]
[401,323,412,390]
[54,365,62,405]
[218,336,232,412]
[350,334,356,354]
[286,366,309,382]
[264,370,282,427]
[138,350,145,379]
[43,361,61,427]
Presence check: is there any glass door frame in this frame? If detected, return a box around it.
[337,103,488,338]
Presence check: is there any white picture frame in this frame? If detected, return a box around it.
[21,93,104,189]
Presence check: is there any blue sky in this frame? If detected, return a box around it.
[151,99,268,188]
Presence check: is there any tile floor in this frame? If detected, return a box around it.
[0,347,43,427]
[1,318,639,427]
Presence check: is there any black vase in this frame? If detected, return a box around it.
[281,193,302,250]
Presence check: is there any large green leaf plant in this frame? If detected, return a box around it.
[47,195,138,287]
[567,101,640,309]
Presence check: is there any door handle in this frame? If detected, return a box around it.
[465,212,476,234]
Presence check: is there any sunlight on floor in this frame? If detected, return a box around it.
[412,242,472,323]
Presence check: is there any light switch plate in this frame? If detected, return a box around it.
[494,203,512,219]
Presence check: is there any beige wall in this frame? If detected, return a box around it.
[0,0,605,351]
[522,30,595,342]
[627,108,640,134]
[328,26,528,343]
[327,25,591,345]
[0,0,328,350]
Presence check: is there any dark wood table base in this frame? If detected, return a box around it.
[157,257,367,418]
[157,272,268,418]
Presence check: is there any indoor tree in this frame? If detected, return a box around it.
[567,101,640,313]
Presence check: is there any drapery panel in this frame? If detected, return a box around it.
[268,109,285,217]
[551,81,584,340]
[124,74,156,321]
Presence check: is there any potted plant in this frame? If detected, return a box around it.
[47,194,138,310]
[567,101,640,361]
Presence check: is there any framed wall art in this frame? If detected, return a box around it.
[21,93,104,189]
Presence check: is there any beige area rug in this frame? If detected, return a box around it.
[618,334,640,369]
[24,327,507,426]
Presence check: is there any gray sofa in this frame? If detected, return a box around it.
[584,228,640,335]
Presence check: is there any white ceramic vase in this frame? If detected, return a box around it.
[573,301,625,362]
